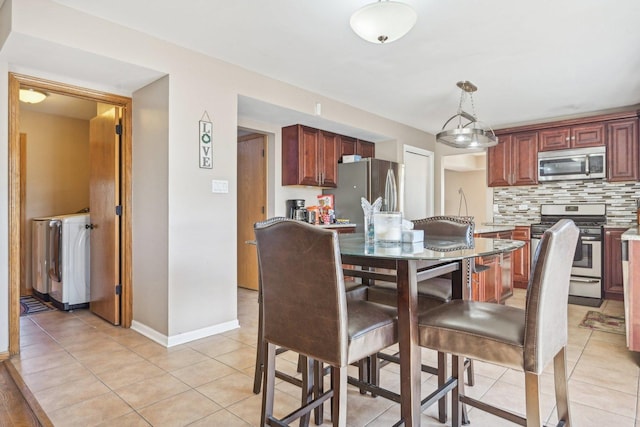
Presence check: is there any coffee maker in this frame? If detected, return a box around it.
[286,199,307,221]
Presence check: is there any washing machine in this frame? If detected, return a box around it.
[31,217,54,301]
[48,213,91,310]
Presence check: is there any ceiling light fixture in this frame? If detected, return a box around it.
[350,0,417,44]
[19,88,47,104]
[436,81,498,149]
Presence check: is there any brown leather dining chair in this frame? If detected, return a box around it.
[254,218,398,426]
[418,218,579,427]
[366,216,477,421]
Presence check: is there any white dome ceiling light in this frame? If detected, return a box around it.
[350,1,417,44]
[19,88,48,104]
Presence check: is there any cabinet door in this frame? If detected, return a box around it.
[539,127,571,151]
[319,130,339,187]
[282,124,320,186]
[512,227,530,289]
[487,134,511,187]
[339,135,356,158]
[607,119,639,182]
[573,122,605,148]
[300,126,322,185]
[499,252,513,303]
[511,132,538,185]
[476,255,499,303]
[356,140,375,158]
[604,228,625,300]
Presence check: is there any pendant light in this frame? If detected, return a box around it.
[19,88,47,104]
[350,0,417,44]
[436,81,498,149]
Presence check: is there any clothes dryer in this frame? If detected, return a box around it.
[48,213,91,310]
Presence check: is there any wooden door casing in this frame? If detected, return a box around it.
[237,133,267,290]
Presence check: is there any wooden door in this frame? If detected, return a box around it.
[237,133,266,290]
[89,106,121,324]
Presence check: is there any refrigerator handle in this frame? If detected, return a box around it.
[385,167,398,212]
[48,220,62,282]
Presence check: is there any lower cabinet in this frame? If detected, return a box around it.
[604,228,625,300]
[472,230,515,303]
[512,226,531,289]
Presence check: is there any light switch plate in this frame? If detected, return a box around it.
[211,179,229,193]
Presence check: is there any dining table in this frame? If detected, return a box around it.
[337,233,525,427]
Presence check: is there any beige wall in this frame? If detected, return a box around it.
[20,109,90,293]
[444,169,488,225]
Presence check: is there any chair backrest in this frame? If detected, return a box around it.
[254,218,348,366]
[412,216,475,245]
[524,219,579,374]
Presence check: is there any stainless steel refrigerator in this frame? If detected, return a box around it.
[323,159,404,233]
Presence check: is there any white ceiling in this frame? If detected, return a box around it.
[51,0,640,134]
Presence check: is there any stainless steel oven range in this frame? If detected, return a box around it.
[531,204,605,307]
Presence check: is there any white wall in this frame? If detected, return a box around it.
[0,0,437,350]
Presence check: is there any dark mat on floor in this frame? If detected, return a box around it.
[20,296,54,316]
[578,310,625,335]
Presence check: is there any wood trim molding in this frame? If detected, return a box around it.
[8,73,134,356]
[495,109,640,135]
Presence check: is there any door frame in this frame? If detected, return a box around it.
[8,73,133,355]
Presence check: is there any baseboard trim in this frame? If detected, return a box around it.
[131,319,240,348]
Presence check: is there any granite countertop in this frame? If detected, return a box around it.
[474,225,516,234]
[316,223,356,228]
[622,228,640,241]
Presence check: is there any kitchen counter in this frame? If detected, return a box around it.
[475,224,516,235]
[316,223,356,229]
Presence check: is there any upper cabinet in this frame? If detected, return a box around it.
[487,131,538,187]
[282,124,339,187]
[488,110,640,185]
[539,122,605,151]
[339,135,375,159]
[607,119,639,182]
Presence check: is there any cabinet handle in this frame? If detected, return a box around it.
[571,136,575,140]
[565,137,570,141]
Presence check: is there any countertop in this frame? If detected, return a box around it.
[474,224,516,234]
[316,223,356,229]
[622,228,640,241]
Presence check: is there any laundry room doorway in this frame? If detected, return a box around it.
[8,73,133,355]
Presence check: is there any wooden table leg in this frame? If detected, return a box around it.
[396,260,421,427]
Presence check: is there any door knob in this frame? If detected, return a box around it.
[85,224,95,229]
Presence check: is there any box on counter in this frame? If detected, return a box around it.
[402,229,424,243]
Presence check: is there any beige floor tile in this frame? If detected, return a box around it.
[48,391,132,427]
[188,409,252,426]
[18,330,56,347]
[571,361,639,395]
[11,349,77,375]
[197,372,256,407]
[76,347,147,374]
[188,335,248,358]
[95,411,152,426]
[15,340,65,360]
[215,346,258,371]
[34,375,111,412]
[227,390,300,427]
[21,360,95,393]
[95,360,165,390]
[170,358,236,388]
[548,401,636,427]
[569,378,637,418]
[147,347,210,371]
[114,373,190,409]
[223,326,259,346]
[130,341,183,360]
[480,378,556,421]
[137,389,221,427]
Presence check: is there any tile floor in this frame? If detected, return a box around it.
[11,288,640,427]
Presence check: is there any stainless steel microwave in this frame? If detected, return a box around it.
[538,146,606,182]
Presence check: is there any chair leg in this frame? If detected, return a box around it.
[358,357,370,395]
[332,366,347,427]
[524,371,542,427]
[253,291,265,394]
[553,347,571,427]
[451,355,463,427]
[261,342,276,427]
[300,356,313,427]
[437,351,448,423]
[314,359,324,425]
[370,355,379,397]
[466,359,475,387]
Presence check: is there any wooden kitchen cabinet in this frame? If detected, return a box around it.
[282,124,339,187]
[472,229,514,303]
[539,122,605,151]
[512,226,531,289]
[607,119,639,182]
[339,136,375,159]
[488,131,538,187]
[604,228,625,300]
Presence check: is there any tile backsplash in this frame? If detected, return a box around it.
[492,180,640,225]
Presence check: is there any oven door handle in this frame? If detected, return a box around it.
[570,277,600,283]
